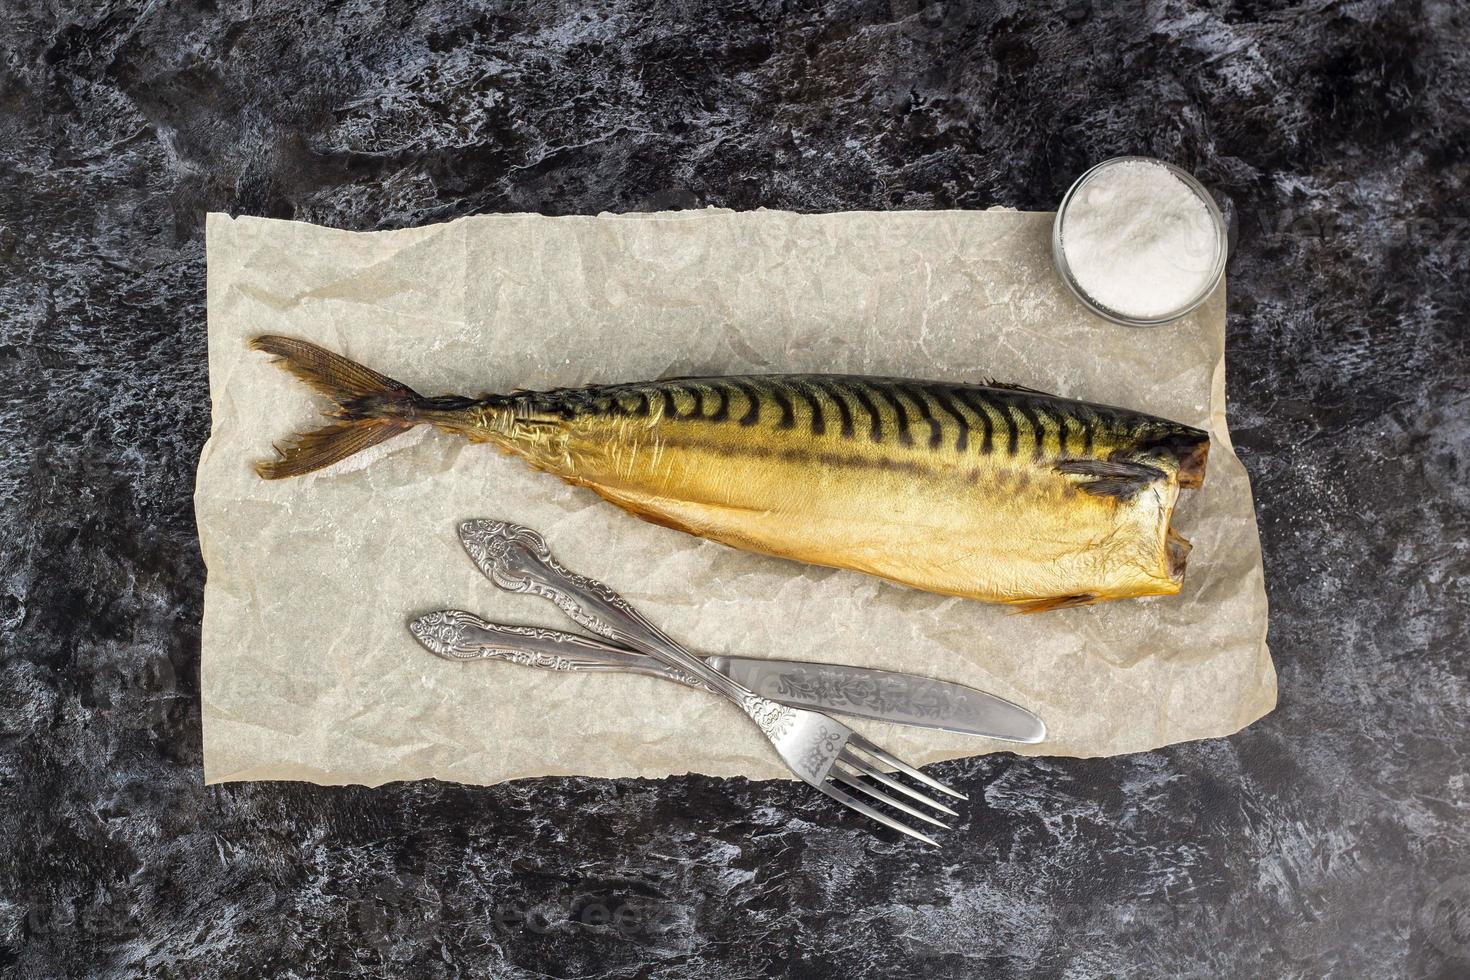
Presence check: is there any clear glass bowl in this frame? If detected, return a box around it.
[1052,156,1228,327]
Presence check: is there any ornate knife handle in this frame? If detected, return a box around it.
[457,520,763,708]
[408,609,715,690]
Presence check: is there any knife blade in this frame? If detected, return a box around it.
[410,610,1045,743]
[707,654,1045,742]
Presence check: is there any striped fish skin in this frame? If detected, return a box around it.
[426,375,1209,609]
[250,337,1208,610]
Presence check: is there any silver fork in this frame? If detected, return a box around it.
[457,519,966,845]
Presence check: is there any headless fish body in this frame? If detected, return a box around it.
[252,336,1209,611]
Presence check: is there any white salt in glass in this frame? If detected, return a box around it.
[1053,157,1228,327]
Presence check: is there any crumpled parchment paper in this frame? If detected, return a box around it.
[198,209,1274,786]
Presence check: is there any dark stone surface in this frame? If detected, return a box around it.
[2,1,1467,976]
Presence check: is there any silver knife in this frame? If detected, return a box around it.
[410,608,1045,743]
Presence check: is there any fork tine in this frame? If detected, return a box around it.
[816,781,939,846]
[829,768,950,829]
[838,750,959,818]
[847,734,967,800]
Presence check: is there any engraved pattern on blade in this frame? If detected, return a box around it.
[740,694,798,740]
[768,666,971,721]
[799,725,846,781]
[667,668,715,690]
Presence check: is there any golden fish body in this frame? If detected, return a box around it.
[252,338,1209,609]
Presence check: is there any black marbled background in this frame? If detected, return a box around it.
[2,1,1467,977]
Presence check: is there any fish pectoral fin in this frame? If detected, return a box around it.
[1054,458,1167,499]
[1010,593,1098,614]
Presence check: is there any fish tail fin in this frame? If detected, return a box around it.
[254,418,412,479]
[249,335,425,479]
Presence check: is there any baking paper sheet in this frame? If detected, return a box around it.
[198,209,1275,786]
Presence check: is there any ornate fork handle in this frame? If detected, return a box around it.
[462,522,664,645]
[458,520,791,722]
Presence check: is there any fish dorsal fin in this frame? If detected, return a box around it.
[981,379,1057,396]
[1054,458,1166,499]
